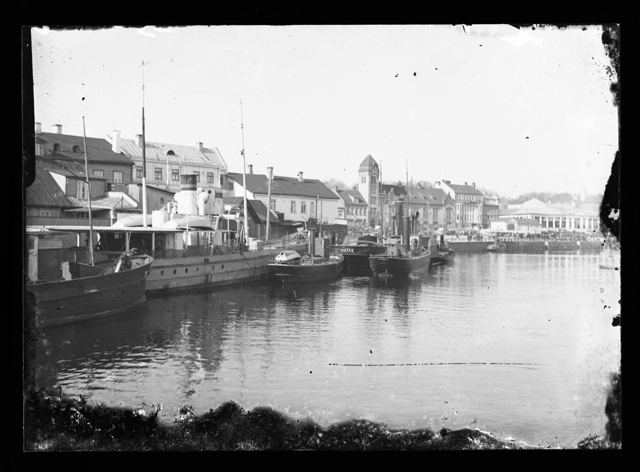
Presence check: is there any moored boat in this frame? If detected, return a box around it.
[332,236,386,275]
[369,218,430,277]
[430,249,455,266]
[369,246,430,277]
[428,234,455,266]
[269,229,343,284]
[26,229,153,328]
[268,250,344,284]
[44,175,308,295]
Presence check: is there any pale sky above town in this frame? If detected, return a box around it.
[30,24,619,199]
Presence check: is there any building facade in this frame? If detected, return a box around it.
[226,170,341,226]
[108,131,227,196]
[483,196,501,229]
[434,180,484,230]
[357,155,380,227]
[335,188,369,231]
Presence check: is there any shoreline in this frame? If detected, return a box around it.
[23,385,620,451]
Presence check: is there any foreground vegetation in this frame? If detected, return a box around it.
[24,372,621,451]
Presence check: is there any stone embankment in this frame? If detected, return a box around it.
[446,239,603,253]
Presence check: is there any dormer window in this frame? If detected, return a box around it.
[73,145,81,153]
[53,143,61,152]
[166,150,175,156]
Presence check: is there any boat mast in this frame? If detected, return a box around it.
[239,99,249,249]
[266,166,273,242]
[81,116,95,266]
[140,61,149,227]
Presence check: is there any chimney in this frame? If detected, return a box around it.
[297,171,304,182]
[465,182,468,186]
[196,142,203,152]
[112,130,121,153]
[53,124,62,134]
[35,122,42,133]
[248,164,253,174]
[136,134,144,148]
[472,182,476,188]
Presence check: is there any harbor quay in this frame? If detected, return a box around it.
[443,238,603,253]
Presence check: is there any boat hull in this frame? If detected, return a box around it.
[332,243,386,276]
[369,252,431,277]
[268,256,343,284]
[430,251,454,266]
[27,255,153,328]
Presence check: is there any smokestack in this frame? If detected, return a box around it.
[248,164,253,174]
[308,228,316,256]
[112,130,121,153]
[297,171,304,182]
[404,216,411,251]
[136,134,144,148]
[35,122,42,133]
[396,197,404,237]
[196,142,203,152]
[53,124,62,134]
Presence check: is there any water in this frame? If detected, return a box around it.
[32,252,621,448]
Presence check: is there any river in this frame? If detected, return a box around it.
[33,251,621,448]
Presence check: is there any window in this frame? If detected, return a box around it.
[39,210,51,217]
[370,197,376,205]
[371,175,377,184]
[196,173,200,183]
[207,172,214,184]
[160,198,165,205]
[301,201,307,213]
[172,169,179,182]
[136,167,143,179]
[361,175,366,183]
[310,202,315,216]
[113,171,123,183]
[53,143,61,152]
[93,169,104,177]
[270,200,276,211]
[76,180,88,199]
[155,168,163,180]
[290,200,296,213]
[73,145,81,153]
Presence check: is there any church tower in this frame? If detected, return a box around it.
[358,154,380,226]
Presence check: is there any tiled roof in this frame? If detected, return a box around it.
[202,146,227,170]
[25,157,91,208]
[405,187,450,206]
[38,131,133,165]
[336,189,367,205]
[358,154,378,171]
[69,193,139,211]
[114,137,221,168]
[223,197,279,224]
[227,173,339,200]
[380,183,407,196]
[447,182,483,195]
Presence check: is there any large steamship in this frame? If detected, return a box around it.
[43,174,307,295]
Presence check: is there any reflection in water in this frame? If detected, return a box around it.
[34,253,620,447]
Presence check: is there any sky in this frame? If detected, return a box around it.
[30,24,619,199]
